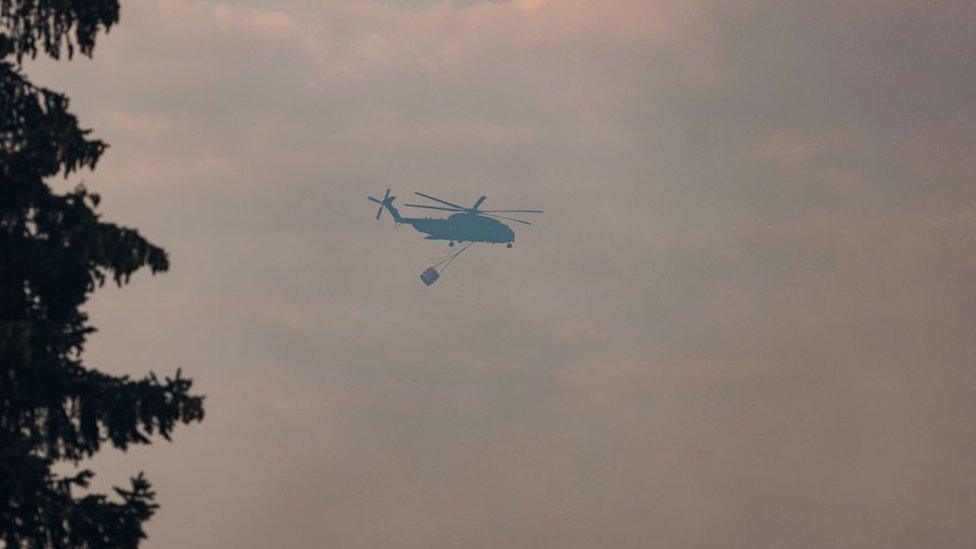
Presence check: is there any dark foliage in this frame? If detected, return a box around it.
[1,2,204,546]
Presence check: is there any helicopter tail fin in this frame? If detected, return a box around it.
[367,189,403,224]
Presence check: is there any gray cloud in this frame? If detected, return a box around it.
[27,0,976,547]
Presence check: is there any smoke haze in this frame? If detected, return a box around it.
[25,1,976,547]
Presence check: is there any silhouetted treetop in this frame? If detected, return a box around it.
[1,1,204,546]
[1,0,119,61]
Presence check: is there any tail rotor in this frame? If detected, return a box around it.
[367,188,394,220]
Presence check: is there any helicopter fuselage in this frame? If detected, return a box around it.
[406,213,514,244]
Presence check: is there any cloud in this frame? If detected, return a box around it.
[108,112,174,137]
[21,0,976,547]
[749,130,826,170]
[552,321,617,343]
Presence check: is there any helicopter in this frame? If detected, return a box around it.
[367,189,542,248]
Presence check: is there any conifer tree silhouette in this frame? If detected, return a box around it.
[1,2,204,546]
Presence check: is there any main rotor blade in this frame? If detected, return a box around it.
[483,213,532,225]
[480,209,543,214]
[404,203,463,212]
[414,192,466,210]
[471,196,487,210]
[368,196,382,204]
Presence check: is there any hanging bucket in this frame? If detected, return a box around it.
[420,266,440,286]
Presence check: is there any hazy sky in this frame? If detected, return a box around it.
[25,0,976,547]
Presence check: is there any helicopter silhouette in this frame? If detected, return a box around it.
[367,189,542,248]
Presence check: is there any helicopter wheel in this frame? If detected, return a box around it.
[449,241,455,247]
[507,242,513,249]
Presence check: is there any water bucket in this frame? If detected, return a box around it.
[420,266,440,286]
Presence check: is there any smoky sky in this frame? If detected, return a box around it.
[25,1,976,547]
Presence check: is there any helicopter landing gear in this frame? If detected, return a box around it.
[448,241,455,247]
[507,242,513,249]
